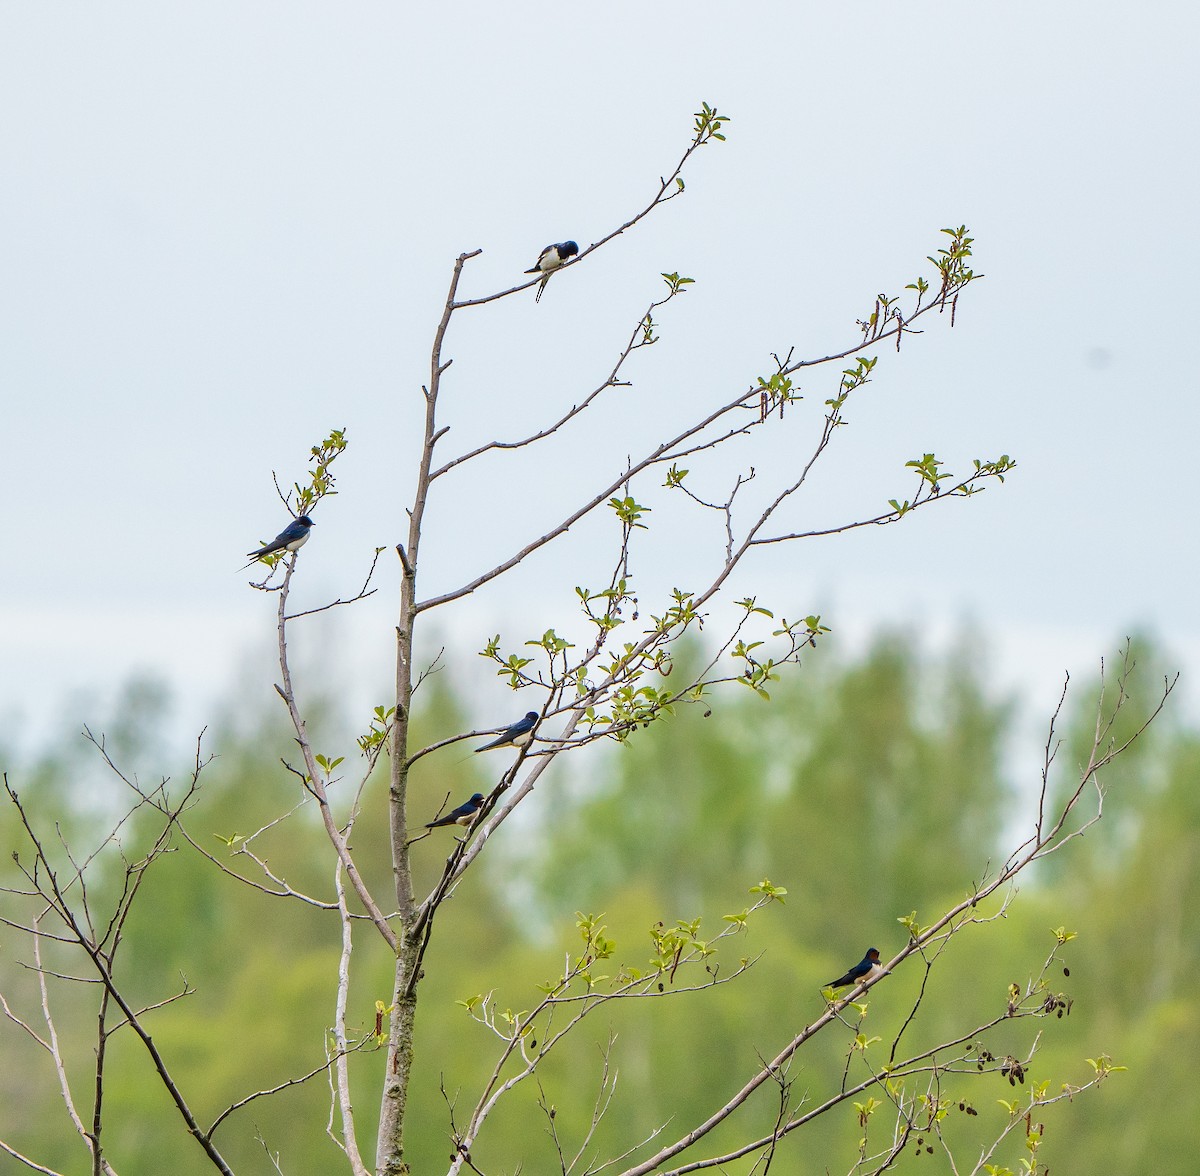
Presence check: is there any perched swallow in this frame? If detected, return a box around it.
[245,515,314,566]
[825,947,883,990]
[475,711,539,753]
[425,793,485,829]
[524,240,579,303]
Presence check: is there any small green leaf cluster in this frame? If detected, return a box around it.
[479,634,535,688]
[828,355,878,412]
[693,101,730,144]
[528,628,574,656]
[648,916,713,976]
[608,494,651,530]
[889,452,1017,516]
[733,608,829,700]
[523,913,618,998]
[575,590,700,737]
[845,225,983,364]
[756,370,799,412]
[749,878,788,903]
[575,580,634,635]
[962,454,1017,492]
[730,637,778,700]
[520,883,777,1010]
[890,225,982,315]
[357,705,396,756]
[858,291,905,341]
[601,678,677,738]
[570,911,616,990]
[651,587,701,633]
[478,629,579,691]
[640,311,658,345]
[661,271,695,296]
[905,452,949,495]
[294,426,348,516]
[1084,1053,1126,1078]
[929,224,980,296]
[372,999,394,1046]
[578,598,825,740]
[663,463,688,489]
[852,1030,882,1053]
[854,1096,881,1129]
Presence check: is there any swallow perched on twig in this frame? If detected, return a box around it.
[524,240,579,303]
[825,947,883,990]
[425,793,485,829]
[475,711,538,753]
[244,515,314,568]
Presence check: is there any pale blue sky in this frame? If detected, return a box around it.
[3,2,1198,751]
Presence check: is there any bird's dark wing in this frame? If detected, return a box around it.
[246,537,285,559]
[247,520,303,559]
[524,245,555,274]
[829,960,870,988]
[426,807,466,828]
[473,731,510,752]
[476,714,536,751]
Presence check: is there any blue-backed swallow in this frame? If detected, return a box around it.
[826,947,883,990]
[245,515,314,567]
[425,793,485,829]
[524,241,579,303]
[475,711,538,753]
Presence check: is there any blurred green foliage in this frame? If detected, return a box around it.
[0,632,1193,1174]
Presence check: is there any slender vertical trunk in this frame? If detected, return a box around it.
[375,559,419,1175]
[375,254,473,1174]
[375,957,417,1176]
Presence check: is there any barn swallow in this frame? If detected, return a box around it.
[524,240,579,302]
[244,515,314,568]
[425,793,485,829]
[825,947,883,990]
[475,711,538,753]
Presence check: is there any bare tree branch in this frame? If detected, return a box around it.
[0,1139,69,1176]
[450,110,724,312]
[273,557,397,951]
[208,1054,359,1140]
[4,774,234,1174]
[285,547,384,621]
[429,290,680,484]
[328,860,370,1175]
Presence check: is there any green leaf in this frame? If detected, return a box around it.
[749,879,787,903]
[608,495,652,529]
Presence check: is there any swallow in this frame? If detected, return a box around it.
[425,793,485,829]
[475,711,539,753]
[825,947,883,990]
[524,240,579,303]
[244,515,314,568]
